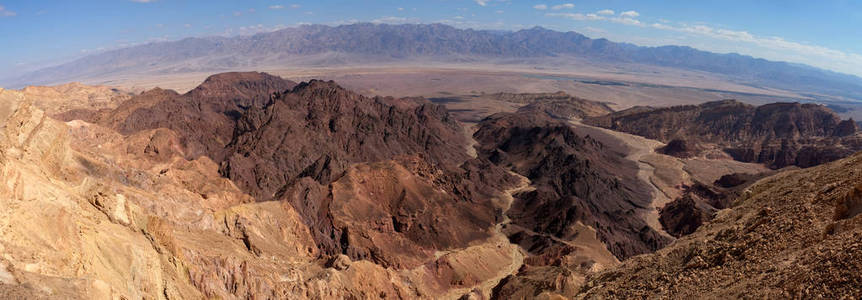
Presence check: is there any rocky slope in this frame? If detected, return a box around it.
[475,109,670,259]
[579,152,862,298]
[220,79,471,200]
[36,72,536,298]
[6,71,861,299]
[659,172,772,238]
[469,104,674,299]
[588,99,862,168]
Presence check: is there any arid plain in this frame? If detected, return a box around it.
[81,63,862,121]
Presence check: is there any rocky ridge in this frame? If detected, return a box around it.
[489,91,615,119]
[587,99,862,168]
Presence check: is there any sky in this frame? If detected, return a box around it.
[1,0,861,78]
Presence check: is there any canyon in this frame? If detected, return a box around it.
[0,71,860,299]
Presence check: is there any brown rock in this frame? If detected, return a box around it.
[586,99,862,168]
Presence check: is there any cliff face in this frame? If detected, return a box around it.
[587,100,862,168]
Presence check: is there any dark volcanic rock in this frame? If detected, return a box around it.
[660,172,773,238]
[659,195,714,238]
[474,110,671,259]
[490,91,615,119]
[215,79,520,265]
[658,139,699,158]
[57,72,297,160]
[61,72,522,270]
[220,79,471,200]
[586,99,862,168]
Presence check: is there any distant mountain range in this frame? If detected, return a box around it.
[5,23,862,100]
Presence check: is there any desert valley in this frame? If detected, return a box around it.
[1,2,862,299]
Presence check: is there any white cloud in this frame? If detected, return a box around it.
[533,4,548,10]
[475,0,509,7]
[552,3,575,10]
[612,17,641,26]
[496,10,504,14]
[620,10,639,18]
[547,12,603,21]
[548,9,862,76]
[0,5,15,17]
[130,0,156,3]
[269,5,284,9]
[398,7,404,11]
[290,4,301,9]
[548,10,643,26]
[597,9,614,15]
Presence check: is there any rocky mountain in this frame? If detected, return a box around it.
[5,70,862,298]
[0,72,531,298]
[587,99,862,168]
[7,23,862,101]
[57,72,297,160]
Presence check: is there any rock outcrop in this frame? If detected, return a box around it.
[587,100,862,168]
[489,91,615,119]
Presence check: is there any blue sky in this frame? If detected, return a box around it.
[1,0,861,78]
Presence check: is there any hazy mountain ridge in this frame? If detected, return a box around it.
[6,23,862,100]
